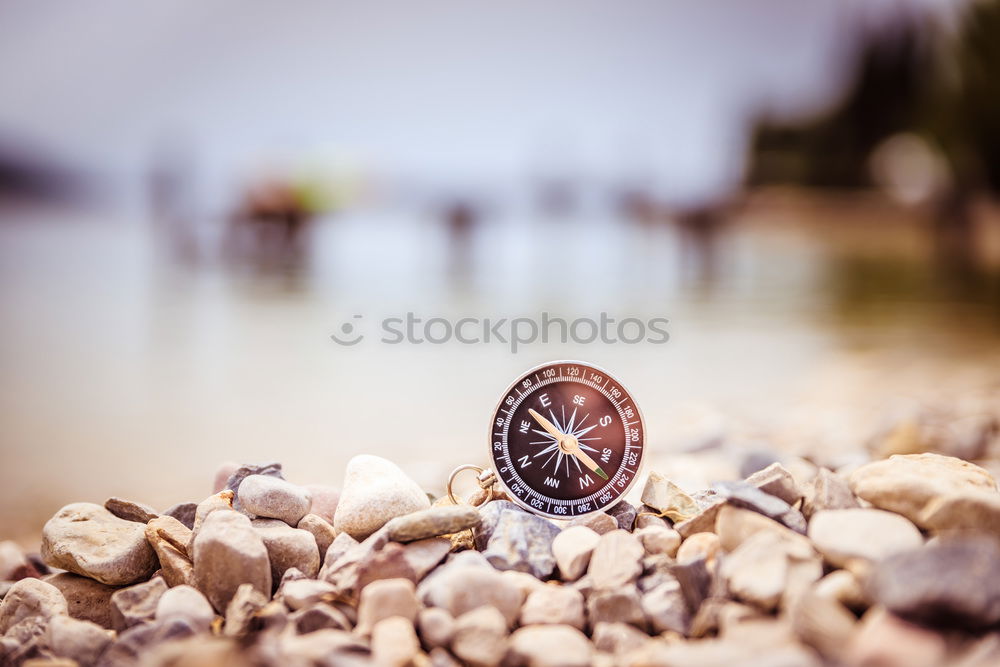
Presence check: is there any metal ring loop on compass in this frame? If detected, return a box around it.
[446,464,495,505]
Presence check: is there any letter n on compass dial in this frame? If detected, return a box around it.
[488,361,645,519]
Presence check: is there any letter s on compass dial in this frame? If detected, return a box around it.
[488,360,646,519]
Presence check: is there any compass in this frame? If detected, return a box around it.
[483,360,646,519]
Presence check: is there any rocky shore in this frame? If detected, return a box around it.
[2,450,1000,666]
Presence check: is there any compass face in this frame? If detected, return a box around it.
[488,360,645,519]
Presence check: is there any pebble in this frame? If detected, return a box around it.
[452,605,509,666]
[551,526,600,581]
[808,508,923,567]
[303,484,341,524]
[155,584,215,631]
[333,455,431,540]
[745,462,803,506]
[715,505,813,555]
[45,615,114,665]
[634,507,670,530]
[676,532,720,566]
[802,468,859,518]
[813,569,867,611]
[385,505,481,542]
[606,501,638,531]
[0,578,68,634]
[642,580,691,635]
[223,461,284,512]
[402,537,452,581]
[40,502,159,586]
[592,621,650,655]
[846,606,947,667]
[192,510,272,612]
[790,591,856,662]
[849,453,1000,533]
[519,585,585,630]
[356,578,420,635]
[145,515,195,587]
[483,509,561,579]
[721,532,804,612]
[713,480,808,533]
[163,502,198,529]
[418,556,525,626]
[104,497,159,524]
[587,529,644,589]
[371,616,420,667]
[251,518,321,581]
[565,511,618,535]
[44,573,117,629]
[280,578,335,610]
[586,588,646,630]
[223,583,268,637]
[506,624,593,667]
[297,514,337,557]
[418,607,455,650]
[635,525,681,557]
[189,490,235,546]
[866,534,1000,629]
[110,577,168,631]
[641,471,700,522]
[290,603,352,633]
[239,475,312,526]
[673,498,726,539]
[475,500,523,550]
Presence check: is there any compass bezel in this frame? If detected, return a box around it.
[486,359,647,520]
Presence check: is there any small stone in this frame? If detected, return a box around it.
[452,605,508,667]
[98,617,200,665]
[474,501,523,551]
[429,646,462,667]
[189,490,235,547]
[846,607,946,667]
[223,461,284,512]
[290,603,352,633]
[418,556,524,626]
[40,502,158,586]
[145,515,195,587]
[676,532,720,566]
[790,592,856,662]
[673,499,726,539]
[713,481,807,533]
[385,505,481,542]
[402,538,451,581]
[239,475,312,526]
[715,505,813,555]
[252,518,321,581]
[223,583,268,637]
[281,578,335,610]
[506,624,593,667]
[634,508,670,530]
[641,472,700,522]
[213,461,240,493]
[588,529,643,589]
[0,578,68,634]
[45,615,113,665]
[418,607,455,650]
[565,512,618,535]
[483,510,561,579]
[586,588,646,631]
[43,573,116,629]
[866,534,1000,629]
[808,508,923,568]
[356,578,420,635]
[104,497,159,524]
[606,501,638,531]
[720,531,820,612]
[670,557,711,613]
[110,577,168,632]
[320,531,359,572]
[642,580,691,635]
[355,542,417,596]
[520,585,585,630]
[802,469,859,519]
[163,502,198,529]
[297,514,337,557]
[551,526,600,582]
[303,484,340,524]
[371,616,420,667]
[193,510,272,612]
[155,584,214,632]
[745,462,803,506]
[636,526,681,557]
[592,621,649,655]
[813,570,867,612]
[502,570,547,599]
[334,455,432,540]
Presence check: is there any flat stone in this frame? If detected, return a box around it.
[849,453,1000,534]
[43,573,117,629]
[606,501,638,531]
[110,577,168,632]
[104,497,159,524]
[673,499,726,539]
[223,461,284,513]
[452,605,508,667]
[155,584,214,632]
[802,469,859,519]
[808,508,923,567]
[713,481,807,533]
[252,518,321,581]
[41,502,158,586]
[676,532,720,567]
[587,529,644,589]
[223,583,268,637]
[715,505,814,556]
[385,505,480,542]
[45,615,114,665]
[551,526,600,582]
[866,534,1000,629]
[519,585,585,630]
[0,578,68,634]
[417,607,455,650]
[507,624,593,667]
[163,502,198,529]
[239,475,312,526]
[145,515,195,587]
[483,510,561,579]
[297,514,337,557]
[417,557,524,626]
[303,484,340,524]
[280,578,335,611]
[356,578,420,635]
[334,455,431,540]
[586,588,646,631]
[636,525,681,557]
[565,512,618,535]
[371,616,420,667]
[355,542,417,596]
[745,462,802,506]
[193,510,271,612]
[641,471,700,522]
[642,580,691,635]
[670,558,712,613]
[474,501,523,551]
[402,537,451,581]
